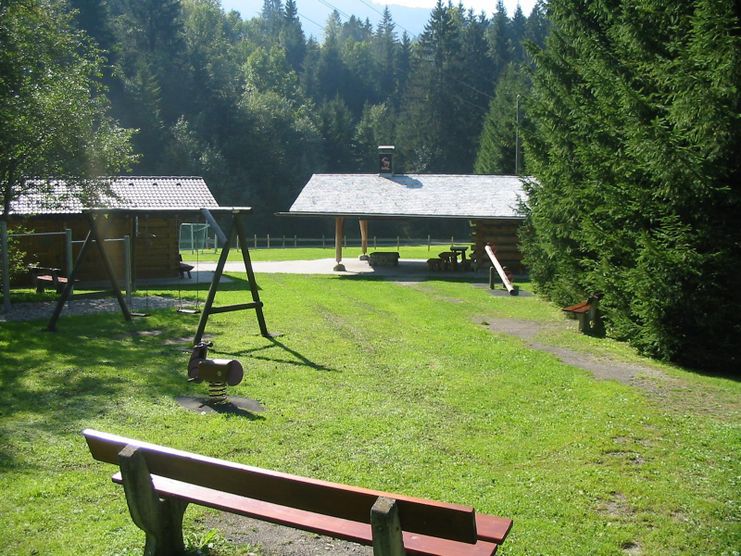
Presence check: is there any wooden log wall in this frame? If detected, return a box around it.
[470,219,526,274]
[9,214,180,286]
[132,214,179,280]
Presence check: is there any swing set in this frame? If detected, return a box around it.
[47,207,270,343]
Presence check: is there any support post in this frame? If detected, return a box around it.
[118,445,187,556]
[235,212,269,337]
[1,220,10,314]
[64,229,73,278]
[48,212,132,331]
[89,213,132,318]
[193,210,270,344]
[49,229,93,331]
[200,208,227,246]
[359,219,369,260]
[124,234,132,307]
[333,217,345,271]
[194,222,235,345]
[371,497,405,556]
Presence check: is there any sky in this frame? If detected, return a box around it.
[223,0,537,19]
[381,0,535,15]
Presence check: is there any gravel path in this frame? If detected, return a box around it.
[0,295,176,323]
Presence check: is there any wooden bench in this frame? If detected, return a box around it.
[83,429,512,556]
[562,294,601,335]
[27,265,69,294]
[369,251,400,267]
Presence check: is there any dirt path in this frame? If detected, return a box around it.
[479,317,669,388]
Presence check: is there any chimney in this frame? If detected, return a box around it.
[378,145,395,175]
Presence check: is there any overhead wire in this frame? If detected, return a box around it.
[297,11,324,31]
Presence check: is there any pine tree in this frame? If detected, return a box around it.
[524,0,741,369]
[475,64,529,175]
[281,0,305,72]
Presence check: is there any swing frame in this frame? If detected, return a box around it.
[47,207,269,342]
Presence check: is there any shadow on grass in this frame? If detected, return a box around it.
[0,311,220,469]
[335,272,490,284]
[214,337,337,373]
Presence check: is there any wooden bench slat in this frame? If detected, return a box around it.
[562,301,591,314]
[111,472,499,556]
[475,514,513,544]
[84,430,478,544]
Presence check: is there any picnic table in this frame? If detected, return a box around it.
[450,246,471,271]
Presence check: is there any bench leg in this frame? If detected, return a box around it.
[118,445,188,556]
[576,313,589,334]
[371,497,405,556]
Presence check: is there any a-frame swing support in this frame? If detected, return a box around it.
[48,211,132,331]
[47,208,270,342]
[193,208,269,344]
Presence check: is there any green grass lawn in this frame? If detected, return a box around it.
[0,272,738,555]
[181,244,454,262]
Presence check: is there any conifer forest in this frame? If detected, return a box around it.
[1,0,739,369]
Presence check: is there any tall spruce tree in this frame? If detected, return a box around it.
[523,0,740,370]
[475,64,529,175]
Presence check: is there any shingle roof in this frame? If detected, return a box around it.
[286,174,528,219]
[10,176,219,215]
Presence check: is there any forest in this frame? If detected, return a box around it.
[1,0,738,368]
[67,0,548,233]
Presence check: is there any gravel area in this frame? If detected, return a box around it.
[0,295,177,322]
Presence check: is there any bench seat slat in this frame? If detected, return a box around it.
[111,472,499,556]
[475,514,513,544]
[562,301,591,314]
[85,429,479,544]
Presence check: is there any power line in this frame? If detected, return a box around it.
[298,11,324,31]
[316,0,351,20]
[458,80,494,101]
[353,0,414,37]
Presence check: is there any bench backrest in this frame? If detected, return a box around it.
[83,429,478,544]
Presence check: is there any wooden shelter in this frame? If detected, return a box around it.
[7,177,219,283]
[283,172,529,272]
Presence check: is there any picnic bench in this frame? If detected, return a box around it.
[369,251,400,267]
[83,429,512,556]
[562,294,602,335]
[27,265,70,294]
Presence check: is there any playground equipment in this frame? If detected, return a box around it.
[45,207,269,342]
[187,341,244,404]
[484,243,518,296]
[178,341,263,415]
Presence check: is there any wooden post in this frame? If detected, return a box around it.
[118,445,187,556]
[370,497,405,556]
[333,217,345,271]
[124,235,132,307]
[359,219,369,260]
[1,221,9,314]
[484,243,517,296]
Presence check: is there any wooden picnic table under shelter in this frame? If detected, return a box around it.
[280,172,529,272]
